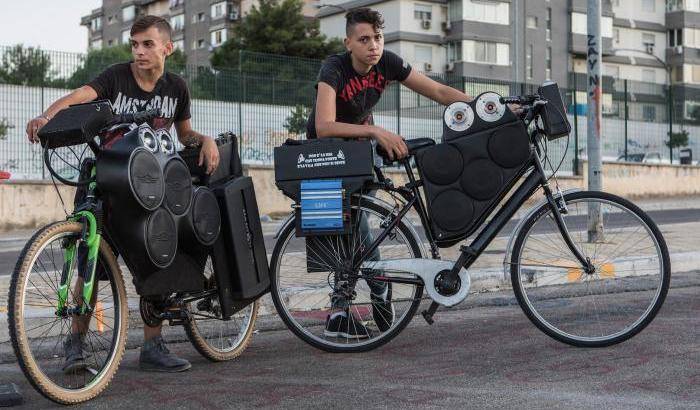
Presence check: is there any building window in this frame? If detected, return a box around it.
[526,16,537,29]
[211,1,227,19]
[107,15,114,25]
[91,39,102,49]
[90,17,101,32]
[545,47,552,79]
[642,69,656,83]
[642,105,656,121]
[526,45,533,79]
[678,29,684,46]
[642,0,655,12]
[449,0,461,22]
[613,28,620,44]
[169,0,184,8]
[447,41,462,62]
[684,28,700,48]
[414,4,432,20]
[605,64,620,79]
[414,44,433,70]
[122,5,135,22]
[464,40,509,65]
[121,30,130,45]
[571,13,613,38]
[546,8,552,41]
[642,32,656,51]
[192,12,206,23]
[193,39,205,49]
[464,0,509,25]
[170,14,185,31]
[669,29,676,47]
[173,39,184,51]
[108,39,114,46]
[211,29,227,47]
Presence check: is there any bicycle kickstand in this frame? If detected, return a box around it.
[421,301,440,325]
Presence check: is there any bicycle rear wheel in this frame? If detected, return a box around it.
[510,191,670,347]
[184,256,259,362]
[8,221,128,404]
[270,196,425,352]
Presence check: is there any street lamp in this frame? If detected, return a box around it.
[610,47,673,164]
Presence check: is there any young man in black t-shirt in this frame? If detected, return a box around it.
[26,16,219,373]
[308,8,477,338]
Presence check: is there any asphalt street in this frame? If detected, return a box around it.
[0,273,697,409]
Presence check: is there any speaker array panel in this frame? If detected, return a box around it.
[417,92,532,247]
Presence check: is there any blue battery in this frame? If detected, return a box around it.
[300,179,345,232]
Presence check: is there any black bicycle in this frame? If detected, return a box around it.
[269,85,670,353]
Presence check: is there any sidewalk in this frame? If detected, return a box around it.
[2,195,700,358]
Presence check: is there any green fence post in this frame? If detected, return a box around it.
[624,79,628,161]
[396,82,401,135]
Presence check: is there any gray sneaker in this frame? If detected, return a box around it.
[139,336,191,373]
[62,333,88,374]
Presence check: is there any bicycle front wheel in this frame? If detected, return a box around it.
[8,221,128,404]
[270,196,425,353]
[510,191,670,347]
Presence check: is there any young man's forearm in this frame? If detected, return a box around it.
[436,84,473,106]
[315,121,381,140]
[41,87,97,119]
[178,129,212,147]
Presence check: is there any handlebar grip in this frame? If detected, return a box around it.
[500,94,539,105]
[113,108,161,126]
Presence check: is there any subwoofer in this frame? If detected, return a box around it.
[162,157,193,216]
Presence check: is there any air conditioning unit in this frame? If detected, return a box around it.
[228,10,239,20]
[441,21,451,31]
[644,43,654,55]
[424,62,432,72]
[674,45,683,54]
[421,19,431,29]
[445,62,454,71]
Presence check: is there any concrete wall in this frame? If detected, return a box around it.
[5,160,700,232]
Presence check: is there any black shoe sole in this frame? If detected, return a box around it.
[138,362,192,373]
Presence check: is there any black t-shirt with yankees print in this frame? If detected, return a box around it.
[87,62,191,146]
[306,50,412,139]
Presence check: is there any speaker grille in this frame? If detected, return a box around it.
[430,190,474,232]
[129,149,164,210]
[145,208,177,268]
[488,125,530,168]
[163,158,193,216]
[191,187,221,246]
[420,144,463,185]
[461,158,504,201]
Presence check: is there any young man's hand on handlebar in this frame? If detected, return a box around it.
[371,127,408,161]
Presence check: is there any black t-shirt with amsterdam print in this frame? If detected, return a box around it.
[306,50,412,139]
[87,62,191,146]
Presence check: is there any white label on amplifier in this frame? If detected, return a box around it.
[297,150,347,169]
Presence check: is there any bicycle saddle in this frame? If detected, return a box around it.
[376,137,436,162]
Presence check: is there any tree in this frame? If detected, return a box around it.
[210,0,343,67]
[0,45,53,86]
[66,45,188,89]
[283,104,311,135]
[665,129,689,162]
[0,118,12,141]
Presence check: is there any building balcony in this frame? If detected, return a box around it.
[569,33,614,57]
[666,45,700,65]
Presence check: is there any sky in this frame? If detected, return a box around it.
[0,1,102,53]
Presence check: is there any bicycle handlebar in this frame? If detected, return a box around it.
[500,94,539,105]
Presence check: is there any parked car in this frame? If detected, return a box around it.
[616,152,663,163]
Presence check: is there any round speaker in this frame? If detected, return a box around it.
[460,158,504,201]
[128,148,165,211]
[145,208,178,268]
[420,144,463,185]
[163,158,193,216]
[189,187,221,246]
[430,190,474,233]
[488,126,530,168]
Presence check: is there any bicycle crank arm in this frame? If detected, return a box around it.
[361,258,470,307]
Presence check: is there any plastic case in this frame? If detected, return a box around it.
[538,81,571,140]
[38,100,113,149]
[179,132,242,186]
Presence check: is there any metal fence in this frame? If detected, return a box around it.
[0,45,694,180]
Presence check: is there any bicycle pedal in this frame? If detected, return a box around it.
[421,301,440,325]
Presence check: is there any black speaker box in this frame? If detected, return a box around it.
[38,100,113,149]
[211,176,270,301]
[180,186,221,247]
[180,132,242,186]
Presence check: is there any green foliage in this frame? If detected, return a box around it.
[0,45,53,86]
[0,118,12,141]
[211,0,343,67]
[665,130,689,149]
[284,104,311,135]
[66,45,188,89]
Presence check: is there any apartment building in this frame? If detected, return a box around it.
[81,0,320,67]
